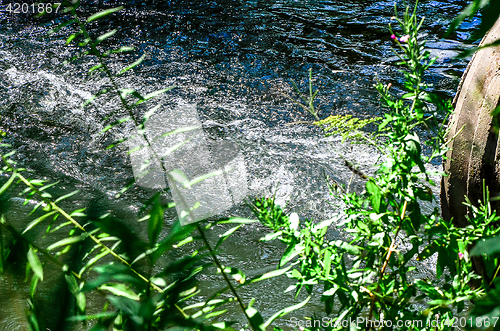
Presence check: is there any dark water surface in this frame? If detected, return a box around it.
[0,0,479,329]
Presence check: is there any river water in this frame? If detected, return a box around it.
[0,0,478,330]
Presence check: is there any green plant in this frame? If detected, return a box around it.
[282,68,320,121]
[249,2,500,330]
[4,1,500,330]
[313,114,381,143]
[0,2,308,330]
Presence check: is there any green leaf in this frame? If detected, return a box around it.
[322,282,336,315]
[366,180,382,213]
[80,38,92,47]
[81,264,143,293]
[446,0,489,36]
[66,312,117,322]
[172,236,193,248]
[290,269,301,279]
[109,46,135,54]
[47,18,78,35]
[135,87,175,105]
[335,240,361,255]
[95,29,117,44]
[142,104,162,127]
[105,136,129,150]
[458,41,500,59]
[152,221,197,263]
[66,32,81,45]
[0,169,17,196]
[322,284,338,297]
[404,133,424,170]
[476,2,500,40]
[215,225,241,250]
[118,54,146,76]
[92,216,147,262]
[27,247,43,281]
[116,178,137,198]
[184,298,229,311]
[245,299,266,331]
[211,322,238,330]
[69,208,86,217]
[119,88,144,101]
[54,190,80,204]
[263,296,311,328]
[39,181,60,192]
[47,236,84,251]
[415,279,441,299]
[148,196,164,246]
[312,217,336,232]
[323,249,332,278]
[216,217,259,225]
[0,225,4,274]
[26,297,43,331]
[29,272,39,297]
[89,63,103,74]
[106,295,142,325]
[220,266,246,284]
[204,309,228,319]
[417,243,438,261]
[437,244,456,278]
[279,238,301,267]
[99,283,140,301]
[186,169,225,188]
[471,235,500,256]
[159,125,201,139]
[78,249,110,277]
[28,202,44,217]
[83,87,110,107]
[79,37,91,47]
[247,265,292,284]
[260,231,282,242]
[154,138,192,159]
[88,317,117,331]
[23,211,58,234]
[87,7,124,23]
[169,169,190,187]
[65,274,86,314]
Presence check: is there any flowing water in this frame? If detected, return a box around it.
[0,0,479,330]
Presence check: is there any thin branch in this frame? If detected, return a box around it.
[67,7,256,328]
[367,200,407,330]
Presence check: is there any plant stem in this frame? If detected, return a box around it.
[168,178,258,331]
[367,200,407,330]
[0,220,81,279]
[1,217,196,322]
[75,10,255,327]
[0,152,164,290]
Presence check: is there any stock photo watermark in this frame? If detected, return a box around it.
[128,102,248,225]
[289,315,500,329]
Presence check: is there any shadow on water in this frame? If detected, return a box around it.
[0,0,480,329]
